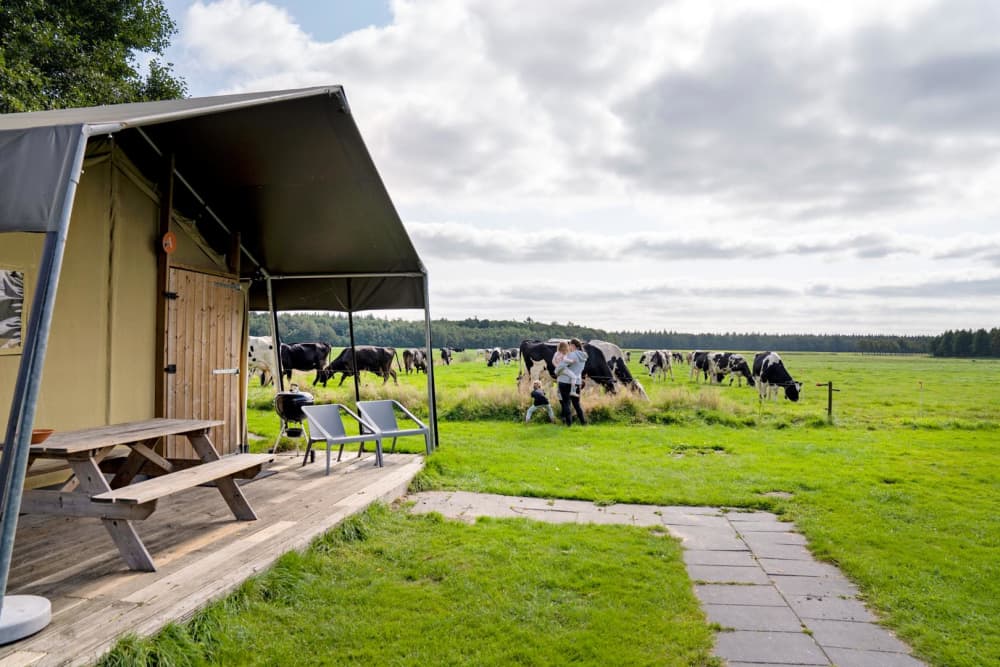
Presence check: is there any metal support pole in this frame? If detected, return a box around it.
[0,127,89,638]
[423,273,439,451]
[266,278,284,392]
[346,279,361,404]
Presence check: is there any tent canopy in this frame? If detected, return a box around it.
[0,87,426,312]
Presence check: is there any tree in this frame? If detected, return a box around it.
[972,328,991,357]
[0,0,186,114]
[953,329,974,357]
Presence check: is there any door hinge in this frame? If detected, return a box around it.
[163,291,179,300]
[165,364,177,374]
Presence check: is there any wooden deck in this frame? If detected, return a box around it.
[0,451,423,667]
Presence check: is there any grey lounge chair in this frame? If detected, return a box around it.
[301,404,384,472]
[356,400,431,456]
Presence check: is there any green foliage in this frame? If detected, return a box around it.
[101,505,716,666]
[249,312,933,353]
[0,0,186,113]
[930,327,1000,358]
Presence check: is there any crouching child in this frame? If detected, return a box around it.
[525,381,555,423]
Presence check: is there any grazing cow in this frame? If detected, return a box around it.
[519,339,623,394]
[318,346,398,387]
[248,335,277,386]
[279,342,332,385]
[487,347,502,367]
[753,352,801,401]
[690,350,712,382]
[726,354,755,387]
[640,350,674,380]
[589,339,648,398]
[672,351,684,363]
[403,348,427,374]
[440,347,453,365]
[504,348,519,365]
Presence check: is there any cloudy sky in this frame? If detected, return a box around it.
[158,0,1000,334]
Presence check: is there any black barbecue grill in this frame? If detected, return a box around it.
[273,389,314,446]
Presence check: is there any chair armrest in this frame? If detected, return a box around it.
[392,401,428,429]
[340,405,381,435]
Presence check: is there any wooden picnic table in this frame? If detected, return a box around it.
[19,418,272,572]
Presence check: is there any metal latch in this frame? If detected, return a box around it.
[163,291,179,300]
[165,364,177,374]
[212,368,240,375]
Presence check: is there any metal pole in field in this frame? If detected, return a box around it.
[815,382,840,421]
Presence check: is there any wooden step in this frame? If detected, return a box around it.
[91,454,274,505]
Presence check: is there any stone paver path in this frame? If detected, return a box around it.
[408,491,926,667]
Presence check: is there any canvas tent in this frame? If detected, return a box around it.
[0,87,437,637]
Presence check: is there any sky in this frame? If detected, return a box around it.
[155,0,1000,335]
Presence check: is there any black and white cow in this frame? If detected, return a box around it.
[640,349,674,380]
[318,346,398,387]
[440,347,453,365]
[279,342,332,385]
[403,348,427,374]
[690,350,713,382]
[753,352,801,401]
[248,335,277,386]
[672,351,684,363]
[504,348,519,365]
[487,347,502,367]
[520,339,646,395]
[714,353,755,387]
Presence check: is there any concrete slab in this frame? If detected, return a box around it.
[704,604,803,632]
[808,619,910,653]
[683,550,757,567]
[771,574,859,597]
[732,521,796,533]
[694,584,787,607]
[787,596,875,622]
[741,530,809,546]
[687,565,770,584]
[725,511,779,522]
[748,543,815,561]
[824,647,926,667]
[714,631,829,665]
[666,525,748,551]
[758,559,846,577]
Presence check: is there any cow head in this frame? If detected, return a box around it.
[784,382,803,402]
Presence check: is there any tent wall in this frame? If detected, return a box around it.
[1,144,193,444]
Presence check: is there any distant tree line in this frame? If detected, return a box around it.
[928,328,1000,358]
[249,313,934,354]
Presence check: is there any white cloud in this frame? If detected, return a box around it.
[169,0,1000,333]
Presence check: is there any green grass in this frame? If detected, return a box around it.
[416,421,1000,667]
[98,504,718,667]
[120,353,998,666]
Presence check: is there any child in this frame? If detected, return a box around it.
[553,341,581,396]
[525,380,555,423]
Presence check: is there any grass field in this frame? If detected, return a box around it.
[116,352,999,666]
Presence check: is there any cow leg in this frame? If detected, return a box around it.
[338,373,348,387]
[390,368,398,385]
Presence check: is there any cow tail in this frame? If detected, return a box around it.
[394,349,402,372]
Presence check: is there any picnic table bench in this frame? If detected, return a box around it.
[18,418,273,572]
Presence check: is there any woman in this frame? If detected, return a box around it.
[555,338,588,426]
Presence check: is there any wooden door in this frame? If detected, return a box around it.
[164,268,243,458]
